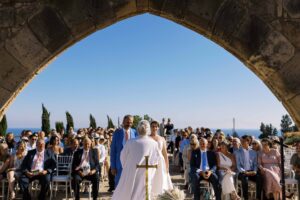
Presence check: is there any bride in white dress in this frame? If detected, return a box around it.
[217,141,240,200]
[150,120,173,194]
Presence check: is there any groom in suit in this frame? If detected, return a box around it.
[235,135,262,200]
[190,138,221,200]
[19,139,56,200]
[110,115,137,187]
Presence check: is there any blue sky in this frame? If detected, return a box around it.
[6,14,288,129]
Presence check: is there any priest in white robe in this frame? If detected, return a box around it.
[112,120,164,200]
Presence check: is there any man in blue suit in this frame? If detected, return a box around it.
[190,138,221,200]
[235,135,262,200]
[110,115,137,188]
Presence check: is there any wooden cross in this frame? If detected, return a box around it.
[136,155,158,200]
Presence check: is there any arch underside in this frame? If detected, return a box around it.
[1,0,300,126]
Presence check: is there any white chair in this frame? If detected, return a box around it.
[237,179,257,200]
[0,179,8,200]
[80,180,92,200]
[199,180,215,200]
[285,169,299,199]
[50,155,73,200]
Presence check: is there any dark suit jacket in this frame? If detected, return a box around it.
[21,148,56,175]
[190,148,217,174]
[63,147,77,156]
[71,148,100,176]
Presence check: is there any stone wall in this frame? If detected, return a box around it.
[1,0,300,126]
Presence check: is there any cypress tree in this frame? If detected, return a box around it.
[132,115,142,129]
[41,104,50,135]
[66,111,74,132]
[89,114,97,129]
[107,115,115,129]
[55,121,65,134]
[0,115,8,136]
[280,114,293,133]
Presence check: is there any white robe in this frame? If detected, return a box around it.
[112,136,163,200]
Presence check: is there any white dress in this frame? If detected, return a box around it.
[152,139,173,195]
[112,136,162,200]
[218,152,236,195]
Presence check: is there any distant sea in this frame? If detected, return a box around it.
[7,128,263,138]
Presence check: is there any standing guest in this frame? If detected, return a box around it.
[182,134,197,189]
[7,142,27,199]
[110,115,137,187]
[5,133,16,152]
[48,135,64,155]
[27,133,37,151]
[179,131,189,173]
[165,118,174,136]
[290,141,300,200]
[258,138,281,200]
[235,135,262,200]
[37,131,47,142]
[229,137,241,153]
[217,142,240,200]
[159,118,166,137]
[191,138,221,200]
[72,137,100,200]
[64,138,79,156]
[19,139,56,200]
[94,135,107,180]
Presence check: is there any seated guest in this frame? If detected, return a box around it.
[48,135,64,155]
[0,143,11,179]
[7,142,27,199]
[235,135,262,200]
[251,139,262,154]
[191,138,221,200]
[258,138,281,200]
[5,132,16,153]
[64,138,79,156]
[217,142,240,200]
[19,139,56,200]
[229,137,241,153]
[27,133,37,151]
[291,141,300,200]
[72,137,100,200]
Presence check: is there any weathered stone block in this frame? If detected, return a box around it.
[283,0,300,18]
[149,0,165,14]
[272,19,300,48]
[257,31,295,70]
[28,6,72,53]
[0,7,14,27]
[0,87,11,109]
[183,0,224,33]
[110,0,137,19]
[248,0,277,22]
[49,0,96,39]
[136,0,149,12]
[160,0,187,20]
[15,4,39,26]
[213,0,247,42]
[5,26,50,70]
[0,48,30,91]
[87,0,116,29]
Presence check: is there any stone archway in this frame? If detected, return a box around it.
[1,0,300,126]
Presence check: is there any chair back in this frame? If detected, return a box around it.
[56,155,73,176]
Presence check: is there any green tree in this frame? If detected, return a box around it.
[55,121,65,134]
[66,111,74,132]
[272,128,278,136]
[132,115,142,129]
[293,125,299,132]
[41,104,50,135]
[281,114,293,133]
[107,115,115,129]
[89,114,97,129]
[143,114,152,122]
[0,115,8,136]
[232,131,239,138]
